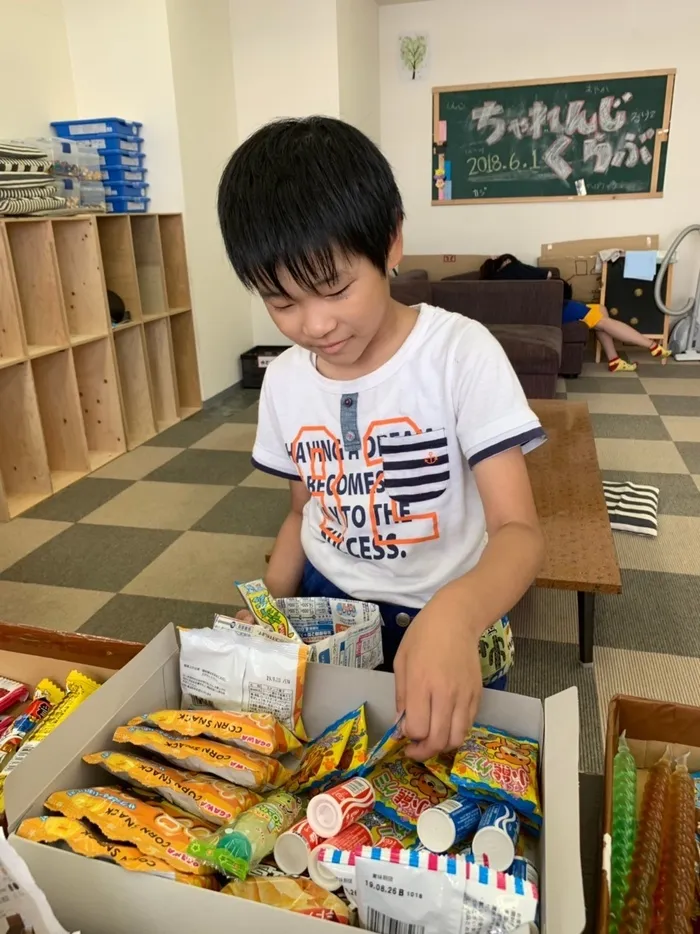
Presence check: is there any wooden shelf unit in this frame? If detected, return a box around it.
[0,213,201,520]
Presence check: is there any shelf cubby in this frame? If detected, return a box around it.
[72,337,126,471]
[97,215,142,323]
[5,220,68,356]
[144,318,179,431]
[0,224,27,367]
[53,217,110,343]
[169,311,202,416]
[159,214,191,311]
[113,326,156,448]
[0,362,52,517]
[130,215,168,319]
[32,349,90,492]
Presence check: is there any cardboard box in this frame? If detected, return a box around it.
[7,626,585,934]
[399,254,489,279]
[539,236,660,303]
[597,694,700,933]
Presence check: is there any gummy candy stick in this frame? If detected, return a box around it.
[654,753,695,933]
[619,746,672,934]
[609,732,637,933]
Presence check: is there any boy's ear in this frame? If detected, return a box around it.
[387,225,404,272]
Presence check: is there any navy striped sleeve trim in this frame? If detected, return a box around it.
[251,457,301,481]
[468,427,547,469]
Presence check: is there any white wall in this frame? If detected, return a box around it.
[380,0,700,300]
[0,0,76,137]
[166,0,253,399]
[230,0,342,346]
[337,0,381,143]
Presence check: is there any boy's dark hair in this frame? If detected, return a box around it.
[218,116,404,299]
[479,254,518,280]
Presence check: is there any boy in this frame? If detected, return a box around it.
[219,117,545,760]
[480,253,672,372]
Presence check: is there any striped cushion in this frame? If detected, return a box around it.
[603,480,659,536]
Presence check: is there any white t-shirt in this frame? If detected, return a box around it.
[252,304,545,608]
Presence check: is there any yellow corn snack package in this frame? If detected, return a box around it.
[44,786,216,875]
[338,705,368,773]
[113,724,291,790]
[285,707,357,795]
[126,708,301,756]
[236,579,302,642]
[424,751,458,791]
[16,815,220,889]
[222,876,350,924]
[84,749,262,826]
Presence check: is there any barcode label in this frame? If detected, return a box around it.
[366,908,425,934]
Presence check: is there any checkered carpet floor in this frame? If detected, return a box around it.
[2,352,700,773]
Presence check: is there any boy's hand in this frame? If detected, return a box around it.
[235,609,255,624]
[393,590,483,761]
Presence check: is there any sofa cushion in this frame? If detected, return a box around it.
[389,278,433,306]
[488,324,562,374]
[562,320,589,345]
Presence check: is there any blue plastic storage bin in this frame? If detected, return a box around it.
[106,196,150,214]
[100,167,147,183]
[103,181,149,199]
[51,117,142,139]
[79,135,143,154]
[100,151,145,169]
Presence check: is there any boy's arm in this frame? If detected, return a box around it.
[395,446,544,761]
[265,481,311,598]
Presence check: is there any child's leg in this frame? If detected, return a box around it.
[593,306,671,363]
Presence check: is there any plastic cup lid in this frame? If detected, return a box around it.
[472,826,515,872]
[273,832,310,876]
[417,807,456,853]
[307,847,342,891]
[307,797,340,837]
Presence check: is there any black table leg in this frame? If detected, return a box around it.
[578,591,595,665]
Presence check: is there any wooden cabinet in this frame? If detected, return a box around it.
[0,214,201,520]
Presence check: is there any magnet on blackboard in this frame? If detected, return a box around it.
[575,179,587,196]
[438,120,447,142]
[443,180,452,200]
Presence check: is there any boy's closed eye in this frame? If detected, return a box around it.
[267,282,353,311]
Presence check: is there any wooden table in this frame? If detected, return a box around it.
[527,400,622,665]
[0,622,143,668]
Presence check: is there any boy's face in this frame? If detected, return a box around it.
[259,234,404,368]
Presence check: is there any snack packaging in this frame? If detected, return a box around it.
[0,827,71,934]
[44,787,216,875]
[179,622,309,740]
[0,676,29,714]
[274,819,323,875]
[471,803,520,871]
[112,724,290,790]
[417,796,482,854]
[351,846,539,933]
[451,724,542,829]
[16,815,220,889]
[236,579,302,642]
[333,705,369,778]
[83,749,262,825]
[126,708,300,756]
[424,751,458,791]
[508,855,539,888]
[285,708,358,795]
[221,875,350,924]
[188,789,302,879]
[0,679,65,772]
[359,716,407,775]
[307,777,375,838]
[0,715,13,739]
[367,751,451,829]
[309,812,417,891]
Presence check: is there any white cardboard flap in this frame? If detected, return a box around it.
[543,687,584,934]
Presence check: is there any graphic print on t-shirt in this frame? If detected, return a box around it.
[286,417,448,562]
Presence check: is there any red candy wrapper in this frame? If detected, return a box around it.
[0,677,29,714]
[306,777,375,838]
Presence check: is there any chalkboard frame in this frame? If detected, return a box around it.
[432,69,675,206]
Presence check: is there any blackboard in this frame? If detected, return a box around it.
[432,70,675,205]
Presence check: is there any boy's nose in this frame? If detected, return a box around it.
[302,308,337,340]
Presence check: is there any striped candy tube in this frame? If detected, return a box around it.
[307,777,375,838]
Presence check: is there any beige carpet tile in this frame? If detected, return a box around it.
[239,469,290,490]
[556,378,567,393]
[123,530,274,604]
[567,392,657,415]
[613,515,700,575]
[81,481,234,531]
[594,438,688,473]
[595,647,700,735]
[0,518,70,574]
[190,422,257,452]
[91,446,184,480]
[661,415,700,442]
[641,377,700,396]
[0,580,112,631]
[694,475,700,493]
[508,587,578,644]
